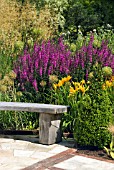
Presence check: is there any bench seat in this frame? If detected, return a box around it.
[0,102,69,145]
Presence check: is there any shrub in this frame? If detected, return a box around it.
[73,65,113,148]
[63,0,114,40]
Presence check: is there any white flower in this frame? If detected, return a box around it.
[67,31,70,35]
[93,29,96,32]
[107,24,112,28]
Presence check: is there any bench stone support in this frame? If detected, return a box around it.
[39,113,62,145]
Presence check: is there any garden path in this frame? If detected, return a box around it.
[0,135,114,170]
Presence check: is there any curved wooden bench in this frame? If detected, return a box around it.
[0,102,69,145]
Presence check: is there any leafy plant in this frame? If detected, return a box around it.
[104,136,114,159]
[50,75,89,133]
[104,125,114,159]
[0,70,38,130]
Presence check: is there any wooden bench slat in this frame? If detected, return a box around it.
[0,102,69,114]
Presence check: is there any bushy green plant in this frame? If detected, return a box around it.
[73,64,113,148]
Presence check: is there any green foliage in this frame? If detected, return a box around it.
[64,25,114,54]
[0,71,38,130]
[50,65,113,148]
[104,140,114,159]
[45,0,69,31]
[104,134,114,159]
[102,66,112,78]
[62,0,114,41]
[74,90,112,148]
[50,76,89,133]
[73,64,113,148]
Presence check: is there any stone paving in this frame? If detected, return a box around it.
[0,135,73,170]
[54,155,114,170]
[0,135,114,170]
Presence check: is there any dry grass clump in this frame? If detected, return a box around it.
[37,4,58,40]
[0,0,58,53]
[0,0,21,51]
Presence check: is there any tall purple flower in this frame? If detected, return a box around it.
[14,35,114,93]
[32,79,38,91]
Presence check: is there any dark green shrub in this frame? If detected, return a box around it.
[63,0,114,41]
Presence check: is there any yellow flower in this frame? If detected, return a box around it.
[53,83,58,90]
[72,82,80,87]
[61,77,67,84]
[79,85,85,93]
[60,75,72,84]
[80,79,85,85]
[66,75,72,81]
[105,80,112,87]
[57,80,64,87]
[75,87,79,92]
[69,86,76,94]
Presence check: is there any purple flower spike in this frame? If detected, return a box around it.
[32,79,38,91]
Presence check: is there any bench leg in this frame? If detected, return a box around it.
[39,113,62,145]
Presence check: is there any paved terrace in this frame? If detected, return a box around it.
[0,135,114,170]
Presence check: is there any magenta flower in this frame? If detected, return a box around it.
[32,79,38,91]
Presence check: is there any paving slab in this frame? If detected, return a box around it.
[53,155,114,170]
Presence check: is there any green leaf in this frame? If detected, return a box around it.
[110,152,114,159]
[110,141,114,150]
[104,146,110,155]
